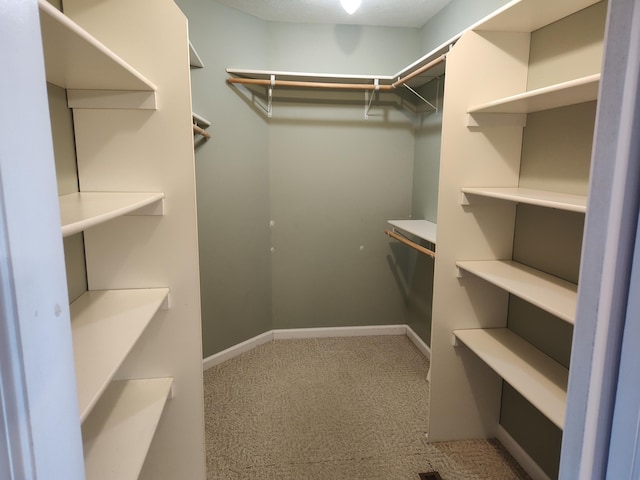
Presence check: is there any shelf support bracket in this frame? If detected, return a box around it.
[267,74,275,118]
[402,83,437,112]
[364,78,380,120]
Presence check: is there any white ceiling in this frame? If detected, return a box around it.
[213,0,454,28]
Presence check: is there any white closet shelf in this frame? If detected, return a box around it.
[453,328,567,429]
[71,288,169,421]
[468,74,600,115]
[461,187,587,213]
[387,220,437,244]
[456,260,577,324]
[82,378,173,480]
[38,0,156,91]
[476,0,601,33]
[60,192,165,237]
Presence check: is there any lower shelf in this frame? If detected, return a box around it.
[453,328,568,429]
[82,378,173,480]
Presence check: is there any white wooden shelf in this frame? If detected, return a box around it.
[71,289,169,421]
[82,378,173,480]
[387,219,437,244]
[59,192,164,237]
[467,74,600,115]
[461,187,587,213]
[453,328,568,429]
[476,0,601,33]
[456,260,577,324]
[38,0,156,91]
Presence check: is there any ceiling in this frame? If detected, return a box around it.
[213,0,454,28]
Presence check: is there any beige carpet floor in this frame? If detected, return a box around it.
[203,335,531,480]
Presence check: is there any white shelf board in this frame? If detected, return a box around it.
[82,378,173,480]
[468,74,600,114]
[453,328,568,429]
[226,67,393,85]
[71,289,169,421]
[59,192,164,237]
[38,0,155,91]
[388,220,437,244]
[461,187,587,213]
[456,260,577,324]
[475,0,601,33]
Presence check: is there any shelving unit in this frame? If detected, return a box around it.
[429,0,605,477]
[38,0,205,479]
[453,328,568,429]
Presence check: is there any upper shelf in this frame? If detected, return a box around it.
[468,74,600,115]
[59,192,165,237]
[456,260,577,324]
[461,187,587,213]
[475,0,601,33]
[388,220,437,244]
[38,0,155,91]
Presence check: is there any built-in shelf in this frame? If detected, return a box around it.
[387,220,437,244]
[59,192,165,237]
[476,0,601,33]
[189,41,204,68]
[461,187,587,213]
[82,378,173,480]
[453,328,568,429]
[38,0,156,91]
[71,289,169,421]
[456,260,577,324]
[467,74,600,115]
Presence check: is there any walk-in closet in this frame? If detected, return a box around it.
[3,0,640,479]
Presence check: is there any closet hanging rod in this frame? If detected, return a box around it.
[193,124,211,139]
[227,77,394,91]
[391,54,446,89]
[385,229,436,258]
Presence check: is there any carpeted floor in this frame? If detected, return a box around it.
[203,335,531,480]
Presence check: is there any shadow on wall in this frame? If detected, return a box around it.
[334,24,363,55]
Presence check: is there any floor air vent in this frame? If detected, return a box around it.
[419,473,443,480]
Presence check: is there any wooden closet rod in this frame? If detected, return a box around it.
[226,54,446,92]
[193,124,211,139]
[227,77,394,91]
[385,229,436,258]
[391,54,446,89]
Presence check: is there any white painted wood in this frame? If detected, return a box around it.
[59,192,165,237]
[0,1,85,477]
[496,425,552,480]
[387,219,437,244]
[37,0,155,91]
[192,112,211,128]
[71,289,169,421]
[202,325,429,371]
[66,90,157,110]
[461,187,587,213]
[476,0,601,33]
[273,324,407,340]
[226,67,393,83]
[468,74,600,114]
[82,378,172,480]
[454,328,568,429]
[62,1,206,478]
[456,260,577,324]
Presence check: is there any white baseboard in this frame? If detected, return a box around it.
[406,325,431,359]
[202,330,273,370]
[273,324,407,340]
[496,425,551,480]
[203,324,430,370]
